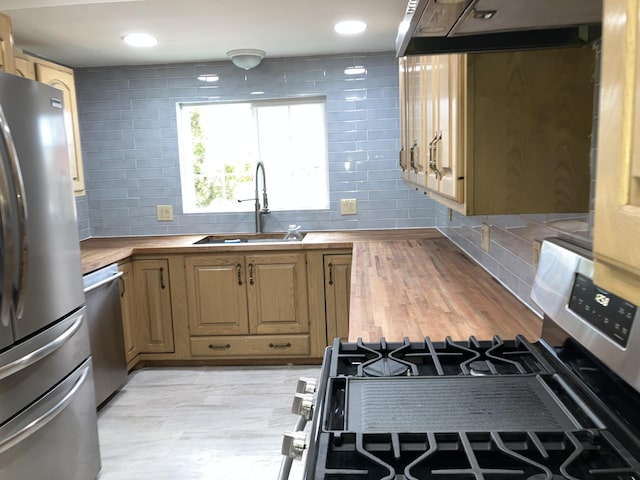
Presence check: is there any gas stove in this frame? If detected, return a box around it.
[279,238,640,480]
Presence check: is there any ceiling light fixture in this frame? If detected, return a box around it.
[334,20,367,35]
[122,33,158,48]
[227,49,265,70]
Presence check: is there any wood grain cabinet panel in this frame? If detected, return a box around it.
[118,262,138,365]
[185,251,310,358]
[35,60,85,196]
[13,53,35,79]
[185,255,249,335]
[593,0,640,306]
[402,47,595,215]
[134,259,174,353]
[0,12,16,74]
[324,254,352,342]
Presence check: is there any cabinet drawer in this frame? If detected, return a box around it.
[190,334,309,358]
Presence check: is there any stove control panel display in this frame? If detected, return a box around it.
[569,273,636,347]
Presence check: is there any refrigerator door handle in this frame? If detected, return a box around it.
[0,106,16,331]
[0,106,28,320]
[0,362,91,455]
[0,314,83,381]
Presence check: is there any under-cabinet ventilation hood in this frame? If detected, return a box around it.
[396,0,602,56]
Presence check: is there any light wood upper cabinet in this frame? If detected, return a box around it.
[13,53,36,80]
[134,259,175,353]
[593,0,640,307]
[324,254,352,342]
[34,59,85,196]
[399,56,411,182]
[403,47,594,215]
[0,12,16,74]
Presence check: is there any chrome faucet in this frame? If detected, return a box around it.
[238,161,270,233]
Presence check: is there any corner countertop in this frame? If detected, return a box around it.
[79,228,443,275]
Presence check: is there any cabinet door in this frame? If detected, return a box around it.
[427,54,464,201]
[399,57,410,181]
[118,263,138,364]
[35,62,85,196]
[407,56,424,186]
[324,254,352,342]
[134,259,174,353]
[593,0,640,306]
[185,255,249,336]
[14,54,36,80]
[0,13,15,74]
[246,253,309,334]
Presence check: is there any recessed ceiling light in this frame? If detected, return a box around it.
[334,20,367,35]
[122,33,157,47]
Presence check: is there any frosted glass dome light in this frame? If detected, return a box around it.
[227,49,265,70]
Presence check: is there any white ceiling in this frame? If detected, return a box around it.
[3,0,408,68]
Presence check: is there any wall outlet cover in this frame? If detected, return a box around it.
[157,205,174,221]
[340,198,357,215]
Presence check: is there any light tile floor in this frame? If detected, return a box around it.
[96,365,320,480]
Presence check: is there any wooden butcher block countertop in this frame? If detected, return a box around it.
[80,228,541,342]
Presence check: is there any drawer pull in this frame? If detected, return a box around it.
[269,342,292,349]
[208,343,231,350]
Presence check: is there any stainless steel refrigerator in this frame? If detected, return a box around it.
[0,71,100,479]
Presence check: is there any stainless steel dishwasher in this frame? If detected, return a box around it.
[83,263,128,407]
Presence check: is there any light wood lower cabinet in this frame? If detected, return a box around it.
[324,254,352,342]
[134,259,175,353]
[190,334,310,358]
[118,262,138,365]
[185,252,309,358]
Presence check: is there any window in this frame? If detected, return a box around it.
[177,97,329,213]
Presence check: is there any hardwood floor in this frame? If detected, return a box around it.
[349,237,542,343]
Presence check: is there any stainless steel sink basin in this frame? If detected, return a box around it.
[193,233,305,245]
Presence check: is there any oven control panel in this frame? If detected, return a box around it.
[569,273,637,348]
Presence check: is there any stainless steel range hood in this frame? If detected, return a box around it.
[396,0,602,56]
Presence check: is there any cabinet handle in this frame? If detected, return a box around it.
[410,142,417,173]
[328,263,334,286]
[236,263,243,286]
[269,342,292,349]
[208,343,231,350]
[428,132,443,180]
[248,263,254,285]
[399,147,405,171]
[119,276,126,297]
[159,267,166,289]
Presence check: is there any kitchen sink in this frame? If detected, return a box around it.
[193,233,305,245]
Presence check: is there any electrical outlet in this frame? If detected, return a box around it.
[532,239,542,274]
[481,224,491,252]
[340,198,357,215]
[156,205,173,221]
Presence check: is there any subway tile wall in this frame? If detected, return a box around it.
[75,52,436,237]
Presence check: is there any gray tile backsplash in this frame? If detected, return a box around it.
[75,52,437,237]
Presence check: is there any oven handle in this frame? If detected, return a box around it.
[277,415,307,480]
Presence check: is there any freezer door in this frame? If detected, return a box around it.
[0,358,101,480]
[0,72,84,342]
[0,308,92,425]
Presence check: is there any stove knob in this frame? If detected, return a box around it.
[281,431,307,460]
[296,377,317,394]
[291,392,314,420]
